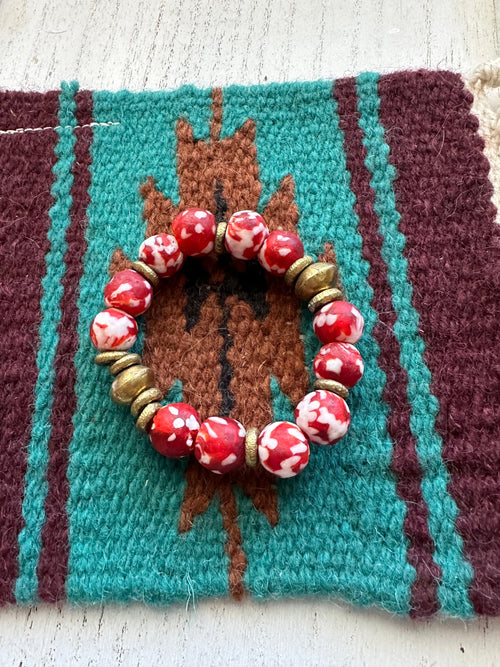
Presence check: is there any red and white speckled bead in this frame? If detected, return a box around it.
[295,390,351,445]
[313,300,364,345]
[138,233,184,278]
[194,417,246,474]
[258,230,304,276]
[313,342,364,389]
[89,308,138,351]
[171,208,216,257]
[149,403,200,458]
[225,210,269,260]
[257,421,309,478]
[104,269,153,317]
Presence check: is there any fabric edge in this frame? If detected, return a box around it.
[465,62,500,223]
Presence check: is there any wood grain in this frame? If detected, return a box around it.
[1,600,500,667]
[0,0,499,665]
[0,0,497,90]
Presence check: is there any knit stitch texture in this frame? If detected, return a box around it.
[0,70,498,618]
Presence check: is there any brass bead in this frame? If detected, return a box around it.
[307,288,344,313]
[131,260,160,288]
[94,351,127,366]
[110,365,155,406]
[313,379,349,399]
[131,387,164,418]
[284,255,314,286]
[214,222,228,255]
[294,262,338,301]
[109,353,142,376]
[136,401,162,433]
[245,427,259,467]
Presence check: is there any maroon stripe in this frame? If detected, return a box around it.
[37,90,93,602]
[334,78,441,618]
[378,70,500,615]
[0,91,59,604]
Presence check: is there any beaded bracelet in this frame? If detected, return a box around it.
[90,209,365,479]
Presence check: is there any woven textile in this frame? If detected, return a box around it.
[1,70,499,618]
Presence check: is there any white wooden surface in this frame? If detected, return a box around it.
[0,0,497,90]
[0,1,499,665]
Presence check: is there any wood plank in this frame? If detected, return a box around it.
[0,0,497,90]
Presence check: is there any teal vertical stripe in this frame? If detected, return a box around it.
[355,72,474,616]
[15,82,78,602]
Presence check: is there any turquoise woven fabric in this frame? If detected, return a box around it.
[1,72,498,618]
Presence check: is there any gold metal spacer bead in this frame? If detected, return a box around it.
[109,353,142,376]
[131,260,160,288]
[110,365,155,406]
[131,387,164,418]
[245,427,259,467]
[214,222,228,255]
[136,401,162,433]
[294,262,338,301]
[284,255,314,287]
[313,379,349,399]
[94,351,128,366]
[307,287,344,313]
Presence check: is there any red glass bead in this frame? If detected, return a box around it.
[295,389,351,445]
[313,300,364,345]
[257,421,309,478]
[139,233,184,278]
[89,308,138,351]
[225,210,269,260]
[171,208,216,257]
[258,231,304,276]
[194,417,246,474]
[313,342,364,388]
[104,269,153,317]
[149,403,200,458]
